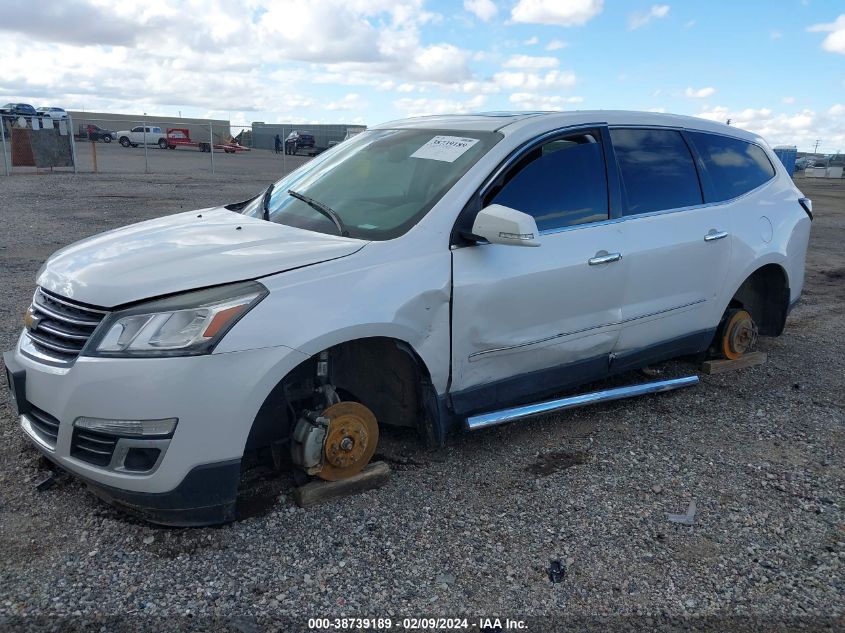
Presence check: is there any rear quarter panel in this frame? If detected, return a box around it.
[719,163,810,310]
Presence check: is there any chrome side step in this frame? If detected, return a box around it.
[465,375,699,430]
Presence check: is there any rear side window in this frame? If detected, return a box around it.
[485,130,609,231]
[687,132,775,202]
[610,128,703,215]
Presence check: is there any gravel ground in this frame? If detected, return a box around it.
[0,173,842,631]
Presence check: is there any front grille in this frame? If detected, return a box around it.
[71,428,118,467]
[26,288,108,362]
[27,406,61,447]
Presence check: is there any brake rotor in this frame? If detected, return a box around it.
[721,309,758,360]
[319,401,379,481]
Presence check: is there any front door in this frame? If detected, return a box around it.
[450,127,626,415]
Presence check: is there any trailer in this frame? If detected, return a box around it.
[164,128,250,154]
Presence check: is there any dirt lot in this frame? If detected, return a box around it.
[0,173,842,631]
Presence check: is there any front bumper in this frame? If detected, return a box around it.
[4,336,307,525]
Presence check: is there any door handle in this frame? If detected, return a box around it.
[588,252,622,266]
[704,230,729,242]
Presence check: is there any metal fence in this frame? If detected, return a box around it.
[1,117,361,179]
[1,113,77,176]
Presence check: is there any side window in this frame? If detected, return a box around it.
[610,128,703,215]
[131,126,142,132]
[484,131,609,231]
[687,132,775,202]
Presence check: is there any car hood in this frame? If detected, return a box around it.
[37,207,367,307]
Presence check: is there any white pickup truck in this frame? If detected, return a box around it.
[116,126,167,149]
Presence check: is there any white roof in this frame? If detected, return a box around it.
[373,110,762,144]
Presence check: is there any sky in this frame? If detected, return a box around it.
[1,0,843,153]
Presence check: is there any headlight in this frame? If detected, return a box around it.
[84,281,267,358]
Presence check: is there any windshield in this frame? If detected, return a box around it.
[242,128,501,240]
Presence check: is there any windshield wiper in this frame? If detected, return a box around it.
[287,189,349,237]
[261,182,274,221]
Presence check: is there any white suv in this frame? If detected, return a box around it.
[117,126,167,148]
[4,111,812,525]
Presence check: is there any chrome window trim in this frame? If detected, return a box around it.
[458,122,781,245]
[539,171,777,236]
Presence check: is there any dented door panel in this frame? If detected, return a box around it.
[450,224,626,394]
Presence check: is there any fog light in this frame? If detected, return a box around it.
[73,417,177,438]
[123,447,162,472]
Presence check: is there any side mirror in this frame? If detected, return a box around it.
[470,204,541,247]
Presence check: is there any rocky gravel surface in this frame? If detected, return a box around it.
[0,174,842,631]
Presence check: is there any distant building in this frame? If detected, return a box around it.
[251,123,366,151]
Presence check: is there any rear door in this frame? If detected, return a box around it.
[608,127,732,372]
[450,127,627,414]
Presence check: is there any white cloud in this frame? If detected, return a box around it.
[694,105,845,152]
[828,104,845,117]
[464,0,497,22]
[326,93,367,111]
[509,92,583,110]
[511,0,603,27]
[808,14,845,54]
[523,36,540,45]
[685,86,716,98]
[629,4,670,30]
[782,96,796,104]
[493,69,577,90]
[393,95,487,116]
[411,44,472,82]
[546,39,568,50]
[770,30,782,39]
[502,54,559,69]
[0,0,140,46]
[0,0,478,123]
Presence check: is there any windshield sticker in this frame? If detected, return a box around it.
[411,136,480,162]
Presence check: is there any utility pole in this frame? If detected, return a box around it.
[813,139,821,154]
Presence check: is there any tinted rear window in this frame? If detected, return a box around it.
[610,128,703,215]
[688,132,775,202]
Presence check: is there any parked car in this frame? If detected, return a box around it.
[0,102,37,123]
[84,124,116,143]
[284,130,315,154]
[794,157,814,171]
[116,126,167,148]
[4,111,812,526]
[36,107,68,120]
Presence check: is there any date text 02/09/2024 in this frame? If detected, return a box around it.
[307,617,528,630]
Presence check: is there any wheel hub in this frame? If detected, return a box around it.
[722,309,757,360]
[319,402,378,481]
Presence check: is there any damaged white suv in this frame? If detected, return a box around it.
[4,111,812,525]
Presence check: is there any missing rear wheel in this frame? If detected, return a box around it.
[720,309,758,360]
